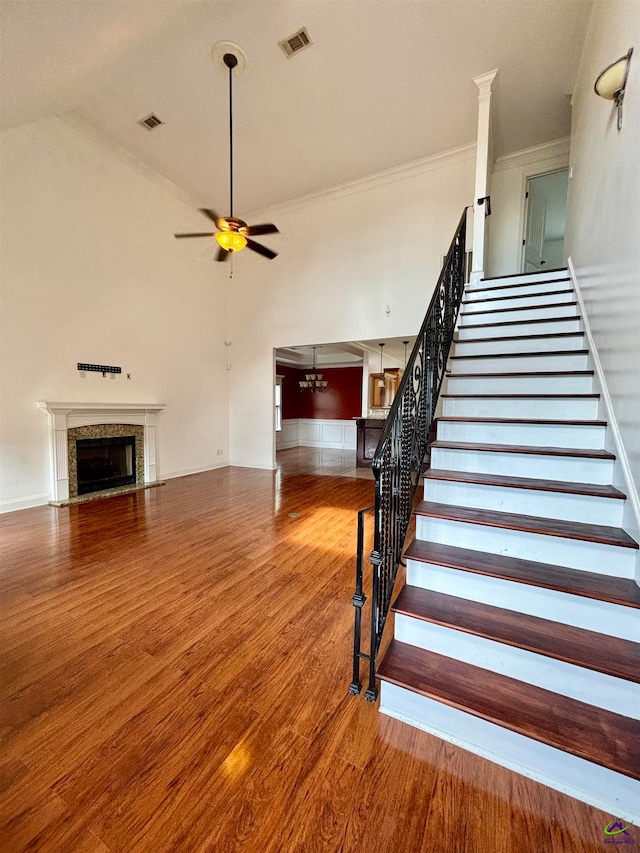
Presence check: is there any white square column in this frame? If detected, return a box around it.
[470,69,498,284]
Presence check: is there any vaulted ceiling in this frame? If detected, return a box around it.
[1,1,591,213]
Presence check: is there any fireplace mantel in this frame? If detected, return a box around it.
[37,401,165,502]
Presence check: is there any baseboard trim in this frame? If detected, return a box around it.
[228,460,277,471]
[0,493,51,514]
[161,460,229,480]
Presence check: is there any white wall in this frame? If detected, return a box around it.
[0,117,230,511]
[228,148,476,469]
[487,139,570,277]
[564,1,640,500]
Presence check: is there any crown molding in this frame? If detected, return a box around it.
[493,137,570,173]
[59,110,475,221]
[246,142,477,218]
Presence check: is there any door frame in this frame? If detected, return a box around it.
[520,166,569,273]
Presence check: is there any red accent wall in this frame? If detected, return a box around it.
[277,364,302,419]
[277,364,363,420]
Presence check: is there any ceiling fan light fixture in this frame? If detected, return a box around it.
[216,230,247,253]
[173,43,279,263]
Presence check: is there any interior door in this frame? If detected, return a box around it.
[523,183,547,272]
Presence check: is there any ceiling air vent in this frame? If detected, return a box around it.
[278,27,312,58]
[138,113,164,130]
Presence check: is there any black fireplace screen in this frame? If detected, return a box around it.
[76,436,136,495]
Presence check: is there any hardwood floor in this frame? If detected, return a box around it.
[0,467,622,852]
[276,446,373,479]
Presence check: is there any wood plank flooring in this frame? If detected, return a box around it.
[0,466,627,852]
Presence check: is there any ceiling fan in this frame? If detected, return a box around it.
[174,52,279,262]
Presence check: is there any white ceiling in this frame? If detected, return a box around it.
[1,1,591,214]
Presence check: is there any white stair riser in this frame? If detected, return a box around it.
[453,336,585,356]
[424,479,624,527]
[430,446,613,484]
[460,304,579,325]
[464,280,572,301]
[379,683,640,822]
[470,270,569,289]
[394,615,639,719]
[463,291,575,312]
[457,318,582,339]
[436,420,606,449]
[406,560,638,640]
[450,353,588,373]
[446,375,593,395]
[415,516,636,576]
[442,396,599,420]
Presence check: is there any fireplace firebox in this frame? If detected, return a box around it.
[76,436,136,495]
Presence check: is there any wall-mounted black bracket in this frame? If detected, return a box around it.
[78,363,122,374]
[477,195,491,216]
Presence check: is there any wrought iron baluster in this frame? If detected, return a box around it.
[349,208,468,701]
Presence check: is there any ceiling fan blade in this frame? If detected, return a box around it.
[245,238,278,260]
[246,223,279,236]
[199,209,224,229]
[174,232,216,238]
[216,246,230,262]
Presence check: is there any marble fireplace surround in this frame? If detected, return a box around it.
[37,402,165,503]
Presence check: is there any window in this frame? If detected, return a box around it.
[275,376,283,432]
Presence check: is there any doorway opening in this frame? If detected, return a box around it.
[522,168,569,272]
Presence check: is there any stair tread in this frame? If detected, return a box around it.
[449,371,594,378]
[469,277,570,294]
[437,417,607,426]
[462,315,580,330]
[442,393,599,399]
[430,440,615,459]
[403,539,640,608]
[462,300,577,316]
[377,640,640,779]
[462,288,573,305]
[480,269,568,282]
[414,501,638,548]
[392,586,640,683]
[424,468,626,499]
[451,349,588,360]
[455,331,585,344]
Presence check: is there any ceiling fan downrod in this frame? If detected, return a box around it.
[223,53,238,218]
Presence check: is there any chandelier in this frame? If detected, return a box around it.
[299,346,328,393]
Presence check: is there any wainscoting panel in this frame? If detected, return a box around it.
[277,419,356,451]
[276,420,300,450]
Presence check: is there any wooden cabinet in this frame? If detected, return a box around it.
[356,417,438,470]
[356,418,385,468]
[369,368,403,409]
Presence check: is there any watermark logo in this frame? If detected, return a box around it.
[604,820,636,845]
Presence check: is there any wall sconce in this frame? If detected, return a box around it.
[594,47,633,130]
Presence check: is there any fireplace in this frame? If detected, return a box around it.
[67,423,145,498]
[76,435,136,495]
[37,402,165,503]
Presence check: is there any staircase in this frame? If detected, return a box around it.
[376,268,640,820]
